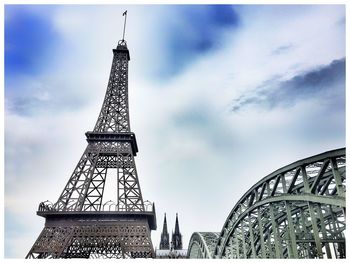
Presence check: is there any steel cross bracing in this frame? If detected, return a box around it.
[188,148,346,259]
[26,40,156,259]
[187,232,220,259]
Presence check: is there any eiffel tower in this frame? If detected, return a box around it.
[26,12,156,259]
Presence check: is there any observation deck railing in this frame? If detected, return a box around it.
[38,200,155,213]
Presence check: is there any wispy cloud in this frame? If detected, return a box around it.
[271,43,295,55]
[232,58,345,111]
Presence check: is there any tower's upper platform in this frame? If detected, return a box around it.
[114,40,130,60]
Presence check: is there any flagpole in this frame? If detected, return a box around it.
[122,10,127,41]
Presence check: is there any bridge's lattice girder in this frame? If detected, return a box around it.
[187,232,220,259]
[188,148,346,259]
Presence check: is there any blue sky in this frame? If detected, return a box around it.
[4,4,345,258]
[5,5,60,75]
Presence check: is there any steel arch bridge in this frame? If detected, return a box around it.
[188,148,346,259]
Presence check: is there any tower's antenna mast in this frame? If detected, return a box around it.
[122,10,127,42]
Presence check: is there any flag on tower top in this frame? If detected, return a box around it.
[123,10,127,16]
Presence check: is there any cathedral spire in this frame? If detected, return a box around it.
[172,213,183,250]
[162,213,169,235]
[174,213,180,235]
[159,213,170,249]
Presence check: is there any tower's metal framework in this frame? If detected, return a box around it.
[26,38,156,258]
[188,148,346,259]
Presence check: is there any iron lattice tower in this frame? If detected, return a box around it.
[26,36,156,258]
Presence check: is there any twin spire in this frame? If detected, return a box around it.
[160,213,183,250]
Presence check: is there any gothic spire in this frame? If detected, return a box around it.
[174,213,180,235]
[172,213,183,250]
[159,213,170,249]
[162,213,169,235]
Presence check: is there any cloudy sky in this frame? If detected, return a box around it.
[4,4,345,258]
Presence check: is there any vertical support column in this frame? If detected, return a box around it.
[266,181,282,258]
[229,237,234,258]
[299,208,312,257]
[266,231,273,258]
[328,206,339,259]
[248,213,257,258]
[308,202,323,258]
[316,204,331,258]
[281,175,298,258]
[240,222,247,258]
[54,148,90,211]
[330,158,345,198]
[268,204,282,258]
[257,207,267,258]
[284,202,298,258]
[77,151,100,211]
[235,232,240,258]
[83,166,108,211]
[301,165,311,193]
[329,205,341,239]
[302,165,323,258]
[117,145,144,212]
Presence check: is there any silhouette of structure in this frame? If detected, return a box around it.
[156,214,187,258]
[26,13,156,259]
[159,214,170,250]
[172,213,183,250]
[188,148,346,259]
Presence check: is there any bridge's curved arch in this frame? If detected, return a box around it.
[214,148,346,259]
[188,148,346,259]
[187,232,220,259]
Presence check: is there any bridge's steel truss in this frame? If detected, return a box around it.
[188,148,346,259]
[187,232,220,258]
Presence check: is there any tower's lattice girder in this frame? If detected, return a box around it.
[26,41,156,259]
[188,148,346,259]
